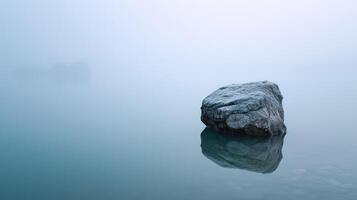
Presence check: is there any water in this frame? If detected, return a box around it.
[1,0,357,199]
[0,70,356,200]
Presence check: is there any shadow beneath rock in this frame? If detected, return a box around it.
[200,128,285,173]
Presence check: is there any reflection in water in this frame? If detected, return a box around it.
[200,128,285,173]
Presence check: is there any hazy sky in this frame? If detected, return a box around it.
[1,0,357,78]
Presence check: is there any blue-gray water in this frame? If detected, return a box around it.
[1,71,356,200]
[1,1,357,199]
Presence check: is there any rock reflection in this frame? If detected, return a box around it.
[200,128,284,173]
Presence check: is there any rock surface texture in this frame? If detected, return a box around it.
[201,81,286,136]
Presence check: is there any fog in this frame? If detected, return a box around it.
[1,0,357,123]
[1,0,357,84]
[1,1,357,199]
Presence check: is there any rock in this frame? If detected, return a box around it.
[201,81,286,136]
[200,128,284,173]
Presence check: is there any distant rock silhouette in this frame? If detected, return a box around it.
[50,62,91,85]
[200,128,284,173]
[7,62,91,86]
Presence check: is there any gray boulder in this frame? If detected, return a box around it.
[200,128,284,173]
[201,81,286,136]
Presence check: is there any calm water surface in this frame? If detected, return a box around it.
[1,0,357,199]
[0,71,356,200]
